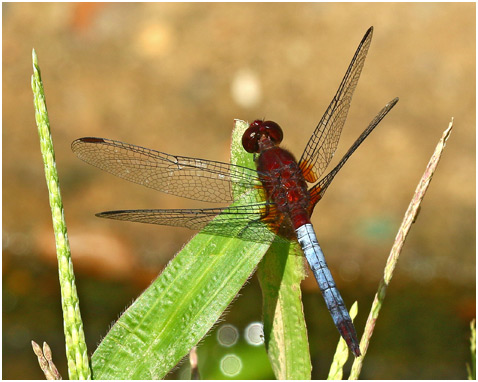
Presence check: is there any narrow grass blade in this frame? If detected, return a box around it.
[467,319,476,380]
[349,119,454,379]
[91,120,271,379]
[327,301,358,380]
[257,241,311,379]
[31,50,91,380]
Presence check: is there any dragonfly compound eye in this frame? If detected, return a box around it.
[261,121,283,145]
[242,120,284,153]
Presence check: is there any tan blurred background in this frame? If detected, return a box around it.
[3,3,475,379]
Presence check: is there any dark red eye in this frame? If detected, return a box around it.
[242,120,283,153]
[242,120,262,153]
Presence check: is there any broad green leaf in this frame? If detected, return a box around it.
[91,120,270,379]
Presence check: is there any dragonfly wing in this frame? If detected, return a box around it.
[299,27,373,182]
[96,203,278,244]
[71,137,263,204]
[309,97,399,205]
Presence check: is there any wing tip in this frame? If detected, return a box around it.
[71,137,106,151]
[78,137,106,144]
[364,26,374,40]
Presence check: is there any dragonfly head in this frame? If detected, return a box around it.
[242,120,284,153]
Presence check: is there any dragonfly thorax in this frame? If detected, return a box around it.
[255,145,312,230]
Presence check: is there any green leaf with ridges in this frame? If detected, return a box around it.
[91,120,271,379]
[257,241,311,379]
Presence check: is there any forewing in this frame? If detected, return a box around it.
[72,137,263,204]
[299,27,373,182]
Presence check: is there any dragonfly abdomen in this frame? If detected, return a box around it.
[296,223,361,357]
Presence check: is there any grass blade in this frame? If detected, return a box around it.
[349,119,454,379]
[257,241,311,379]
[467,319,476,380]
[31,49,91,379]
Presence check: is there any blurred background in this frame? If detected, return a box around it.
[3,3,475,379]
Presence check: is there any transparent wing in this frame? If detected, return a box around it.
[299,27,373,182]
[72,137,264,204]
[308,97,399,206]
[96,203,281,243]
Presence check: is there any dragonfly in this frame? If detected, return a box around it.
[72,26,398,357]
